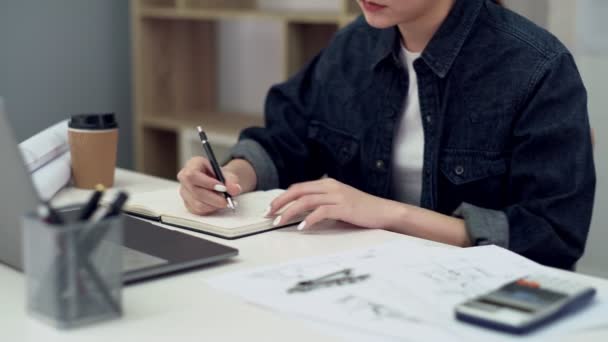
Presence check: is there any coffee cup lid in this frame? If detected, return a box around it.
[69,113,118,130]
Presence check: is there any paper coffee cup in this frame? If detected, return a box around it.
[68,113,118,189]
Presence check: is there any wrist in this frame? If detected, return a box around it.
[223,158,257,192]
[460,227,473,247]
[383,200,412,232]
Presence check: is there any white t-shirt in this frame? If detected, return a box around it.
[391,46,424,206]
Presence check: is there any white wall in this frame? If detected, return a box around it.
[218,20,283,114]
[578,54,608,278]
[0,0,132,168]
[504,0,549,28]
[570,0,608,278]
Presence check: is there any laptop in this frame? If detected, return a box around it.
[0,98,238,284]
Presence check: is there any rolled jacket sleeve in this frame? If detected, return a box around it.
[453,203,510,248]
[227,139,279,191]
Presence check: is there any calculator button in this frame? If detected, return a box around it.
[516,279,541,288]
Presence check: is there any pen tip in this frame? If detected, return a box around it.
[197,126,203,133]
[227,198,237,211]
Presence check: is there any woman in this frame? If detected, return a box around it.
[177,0,595,269]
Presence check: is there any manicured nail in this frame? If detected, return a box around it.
[297,221,307,231]
[273,216,282,227]
[214,184,227,192]
[263,206,272,217]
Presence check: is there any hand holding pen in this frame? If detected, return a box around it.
[176,128,242,216]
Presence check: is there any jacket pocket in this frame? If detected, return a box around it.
[307,120,359,165]
[440,149,507,185]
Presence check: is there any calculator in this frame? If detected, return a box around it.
[455,274,596,334]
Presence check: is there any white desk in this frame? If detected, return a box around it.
[2,169,608,341]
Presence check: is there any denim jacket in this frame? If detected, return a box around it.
[229,0,596,269]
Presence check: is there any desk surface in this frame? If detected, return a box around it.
[2,169,607,341]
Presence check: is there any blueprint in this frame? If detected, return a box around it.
[207,240,608,341]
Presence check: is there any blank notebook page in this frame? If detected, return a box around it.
[127,188,284,230]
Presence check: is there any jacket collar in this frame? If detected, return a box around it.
[371,0,484,78]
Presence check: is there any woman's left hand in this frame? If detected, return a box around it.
[267,178,403,231]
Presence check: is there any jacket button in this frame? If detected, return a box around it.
[425,115,432,124]
[454,165,465,175]
[340,146,349,156]
[375,160,385,170]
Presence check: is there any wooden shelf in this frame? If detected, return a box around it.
[141,111,263,136]
[285,22,340,76]
[139,8,346,24]
[344,0,363,15]
[140,127,179,180]
[132,0,357,178]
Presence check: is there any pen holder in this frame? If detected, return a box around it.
[22,213,123,329]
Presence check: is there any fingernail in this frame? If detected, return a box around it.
[297,221,307,231]
[273,216,282,227]
[236,184,243,193]
[263,206,272,217]
[214,184,227,192]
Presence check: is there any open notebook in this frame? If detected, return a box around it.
[124,187,300,239]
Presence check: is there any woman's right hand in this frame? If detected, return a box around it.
[177,157,242,215]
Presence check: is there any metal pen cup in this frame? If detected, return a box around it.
[22,213,123,329]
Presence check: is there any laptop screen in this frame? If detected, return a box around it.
[0,98,42,270]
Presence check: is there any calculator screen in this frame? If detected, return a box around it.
[509,289,558,305]
[493,283,567,312]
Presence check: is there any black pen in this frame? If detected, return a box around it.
[87,191,129,224]
[79,191,127,318]
[78,184,105,221]
[197,126,236,211]
[79,191,129,250]
[102,191,129,219]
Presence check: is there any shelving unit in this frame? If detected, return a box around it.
[131,0,361,179]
